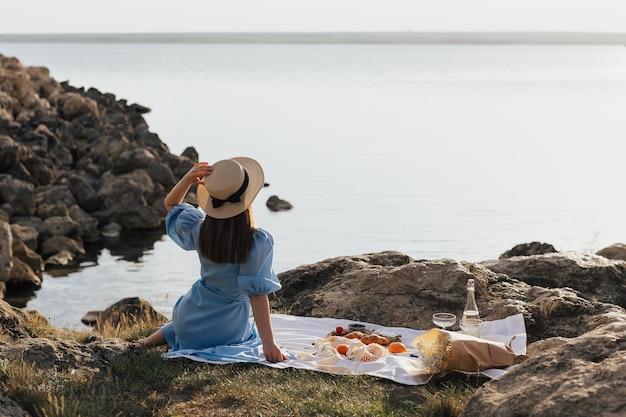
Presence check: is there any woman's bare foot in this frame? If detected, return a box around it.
[130,339,148,349]
[131,328,167,349]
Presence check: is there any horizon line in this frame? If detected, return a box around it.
[1,31,626,45]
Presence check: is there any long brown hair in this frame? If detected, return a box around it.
[198,208,256,264]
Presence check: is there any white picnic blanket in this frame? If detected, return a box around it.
[167,313,527,386]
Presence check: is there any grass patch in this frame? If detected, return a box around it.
[0,313,487,417]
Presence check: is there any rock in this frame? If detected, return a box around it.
[0,395,32,417]
[162,153,196,178]
[134,123,168,153]
[82,297,168,330]
[7,257,41,292]
[33,123,59,144]
[0,336,128,374]
[38,215,79,240]
[40,234,85,258]
[481,252,626,308]
[0,174,36,217]
[276,252,448,329]
[21,154,57,185]
[181,146,199,162]
[68,204,100,242]
[499,241,557,259]
[25,65,61,99]
[596,243,626,261]
[461,321,626,417]
[0,92,19,119]
[34,184,76,219]
[41,233,85,259]
[48,143,74,169]
[0,298,33,339]
[146,161,177,188]
[0,220,11,283]
[274,251,625,343]
[100,222,122,238]
[266,195,293,212]
[93,170,163,229]
[112,148,157,174]
[61,93,100,120]
[56,171,102,213]
[43,250,79,268]
[11,240,44,278]
[0,134,33,171]
[80,311,100,326]
[10,222,38,251]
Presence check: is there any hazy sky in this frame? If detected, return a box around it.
[3,0,626,33]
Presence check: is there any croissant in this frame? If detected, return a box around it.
[360,334,390,346]
[345,331,366,339]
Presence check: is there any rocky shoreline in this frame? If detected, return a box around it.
[0,52,199,301]
[2,53,626,416]
[0,243,625,416]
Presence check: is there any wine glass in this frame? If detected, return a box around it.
[432,313,456,330]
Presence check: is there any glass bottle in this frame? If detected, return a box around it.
[462,279,480,322]
[461,279,481,336]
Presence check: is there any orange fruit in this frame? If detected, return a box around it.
[387,341,407,354]
[336,344,349,355]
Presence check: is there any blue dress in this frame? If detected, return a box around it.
[160,203,283,362]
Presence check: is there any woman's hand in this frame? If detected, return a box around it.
[164,162,214,211]
[185,161,213,185]
[262,340,288,363]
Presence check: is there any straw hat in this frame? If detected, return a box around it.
[196,157,265,219]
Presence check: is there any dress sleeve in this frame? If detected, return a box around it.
[238,229,282,296]
[165,203,205,251]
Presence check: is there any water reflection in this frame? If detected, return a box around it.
[6,228,166,308]
[104,228,166,262]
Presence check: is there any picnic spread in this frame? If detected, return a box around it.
[163,313,528,386]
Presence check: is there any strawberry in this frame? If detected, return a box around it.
[335,326,345,335]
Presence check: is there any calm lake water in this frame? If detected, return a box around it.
[2,41,626,328]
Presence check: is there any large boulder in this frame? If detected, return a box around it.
[273,251,625,343]
[481,252,626,308]
[0,298,33,339]
[461,320,626,417]
[596,243,626,261]
[81,297,168,330]
[0,336,128,374]
[276,252,465,330]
